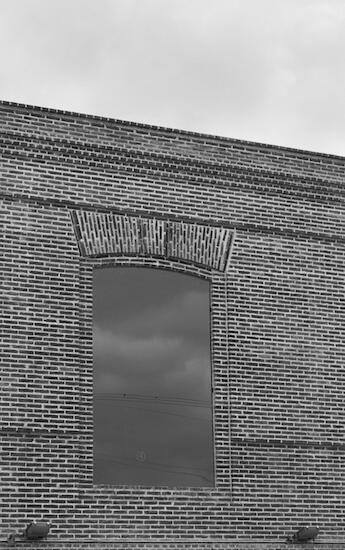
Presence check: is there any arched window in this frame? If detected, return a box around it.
[93,267,214,487]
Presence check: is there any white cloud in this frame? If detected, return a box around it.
[94,327,180,364]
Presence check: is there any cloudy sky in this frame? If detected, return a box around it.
[93,267,213,487]
[1,0,345,155]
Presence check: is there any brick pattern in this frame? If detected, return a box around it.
[71,210,234,271]
[1,101,345,550]
[1,541,344,550]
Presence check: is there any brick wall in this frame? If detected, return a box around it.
[1,100,345,549]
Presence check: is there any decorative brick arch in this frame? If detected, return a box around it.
[71,210,235,272]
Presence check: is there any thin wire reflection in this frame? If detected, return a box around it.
[96,403,210,421]
[95,392,210,407]
[95,393,212,421]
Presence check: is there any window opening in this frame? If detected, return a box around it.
[93,267,214,487]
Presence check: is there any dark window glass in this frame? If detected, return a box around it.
[93,267,214,487]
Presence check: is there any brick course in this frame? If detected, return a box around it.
[1,100,345,549]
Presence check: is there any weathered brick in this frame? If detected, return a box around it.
[1,100,344,550]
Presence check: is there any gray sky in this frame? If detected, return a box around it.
[1,0,345,155]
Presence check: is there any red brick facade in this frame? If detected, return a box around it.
[1,100,345,549]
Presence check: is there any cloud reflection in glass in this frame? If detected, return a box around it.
[93,267,214,487]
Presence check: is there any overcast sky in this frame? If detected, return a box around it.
[1,0,344,155]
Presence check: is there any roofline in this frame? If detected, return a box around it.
[0,99,344,163]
